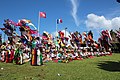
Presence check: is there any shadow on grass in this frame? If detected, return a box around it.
[97,61,120,72]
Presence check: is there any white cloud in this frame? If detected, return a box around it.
[70,0,80,26]
[85,13,120,30]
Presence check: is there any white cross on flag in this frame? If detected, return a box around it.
[40,12,46,18]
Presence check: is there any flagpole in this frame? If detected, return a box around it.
[55,19,58,51]
[38,11,42,65]
[38,11,40,37]
[4,33,5,42]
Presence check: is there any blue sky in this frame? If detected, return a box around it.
[0,0,120,41]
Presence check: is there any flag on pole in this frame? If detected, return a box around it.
[57,19,62,24]
[40,12,46,18]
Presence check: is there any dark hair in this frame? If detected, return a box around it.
[3,42,6,45]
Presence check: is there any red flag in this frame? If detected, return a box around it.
[40,12,46,18]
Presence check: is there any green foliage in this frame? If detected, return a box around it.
[0,54,120,80]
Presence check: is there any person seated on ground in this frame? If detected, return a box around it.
[50,50,56,60]
[56,49,63,60]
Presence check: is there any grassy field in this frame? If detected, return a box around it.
[0,53,120,80]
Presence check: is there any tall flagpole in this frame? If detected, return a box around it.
[4,33,5,42]
[37,11,42,65]
[38,11,40,37]
[55,19,58,51]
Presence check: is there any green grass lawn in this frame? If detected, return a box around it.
[0,53,120,80]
